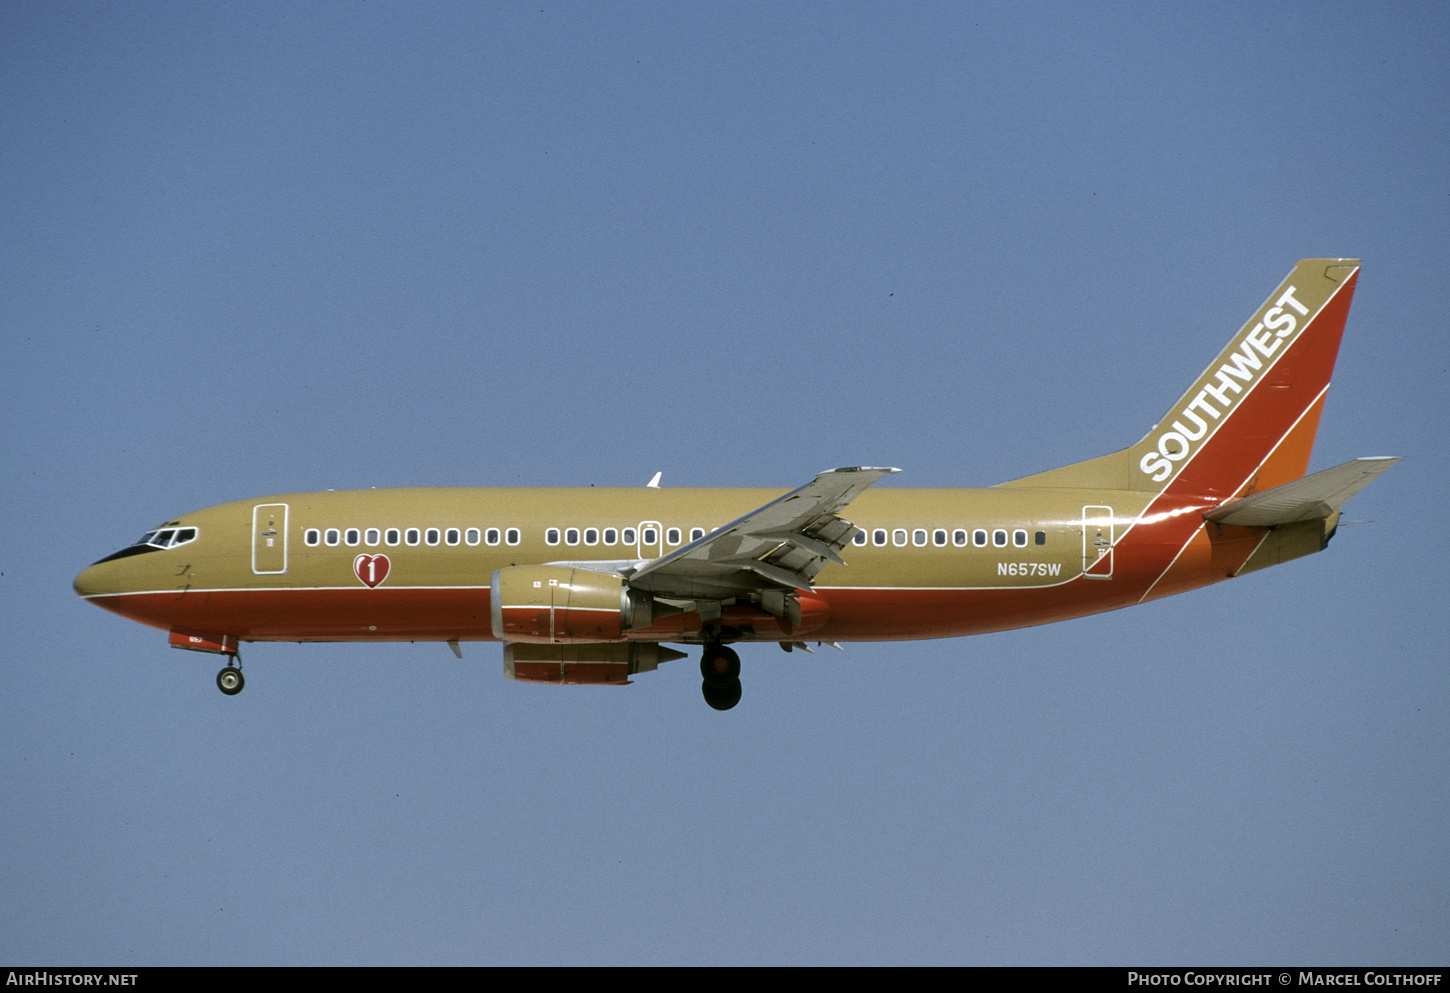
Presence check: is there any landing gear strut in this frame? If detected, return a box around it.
[216,656,244,696]
[700,644,741,711]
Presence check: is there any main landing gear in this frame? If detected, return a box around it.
[216,655,244,696]
[700,644,742,711]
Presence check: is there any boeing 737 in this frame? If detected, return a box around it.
[74,259,1397,710]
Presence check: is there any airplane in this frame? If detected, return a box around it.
[74,258,1397,710]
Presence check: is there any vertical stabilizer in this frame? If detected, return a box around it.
[1000,259,1361,499]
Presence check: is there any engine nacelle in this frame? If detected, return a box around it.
[491,565,638,644]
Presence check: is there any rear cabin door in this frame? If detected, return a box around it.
[1081,505,1114,579]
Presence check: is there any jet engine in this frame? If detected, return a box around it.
[491,565,644,644]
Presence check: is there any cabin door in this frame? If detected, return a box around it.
[1081,505,1114,579]
[252,503,289,575]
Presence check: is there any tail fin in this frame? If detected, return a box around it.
[1001,258,1361,499]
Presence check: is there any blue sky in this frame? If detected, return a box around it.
[3,0,1446,965]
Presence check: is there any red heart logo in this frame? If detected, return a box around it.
[353,553,390,588]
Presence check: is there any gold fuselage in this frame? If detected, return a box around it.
[73,482,1279,646]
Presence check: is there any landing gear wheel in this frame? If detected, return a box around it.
[700,645,740,685]
[217,664,244,696]
[702,677,742,711]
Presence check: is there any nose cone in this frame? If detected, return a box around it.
[75,542,192,635]
[74,560,119,600]
[75,552,170,630]
[75,546,154,600]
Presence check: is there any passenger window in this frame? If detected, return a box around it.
[365,528,381,546]
[892,529,907,547]
[622,528,637,545]
[873,529,887,546]
[690,528,704,542]
[603,528,618,545]
[506,528,521,546]
[545,528,560,546]
[385,528,401,546]
[912,529,927,547]
[325,529,341,546]
[485,528,500,546]
[933,529,947,547]
[425,528,441,546]
[305,528,321,547]
[666,527,681,545]
[465,528,481,546]
[993,529,1008,547]
[853,529,867,546]
[565,528,580,546]
[345,528,361,546]
[1035,531,1046,546]
[584,528,598,546]
[1013,529,1028,547]
[973,529,988,547]
[952,529,967,547]
[445,528,460,546]
[406,528,421,546]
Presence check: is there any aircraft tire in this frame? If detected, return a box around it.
[216,665,245,696]
[700,645,740,685]
[702,677,742,711]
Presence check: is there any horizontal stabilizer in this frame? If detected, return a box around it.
[1204,457,1400,527]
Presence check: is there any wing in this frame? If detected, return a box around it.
[624,466,899,601]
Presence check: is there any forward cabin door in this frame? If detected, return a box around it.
[252,503,289,575]
[1081,505,1114,579]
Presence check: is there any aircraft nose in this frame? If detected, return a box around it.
[74,559,127,599]
[74,562,105,598]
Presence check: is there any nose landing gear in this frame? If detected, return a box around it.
[700,644,741,711]
[216,656,244,696]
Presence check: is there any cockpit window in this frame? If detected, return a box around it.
[92,524,199,564]
[136,527,198,550]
